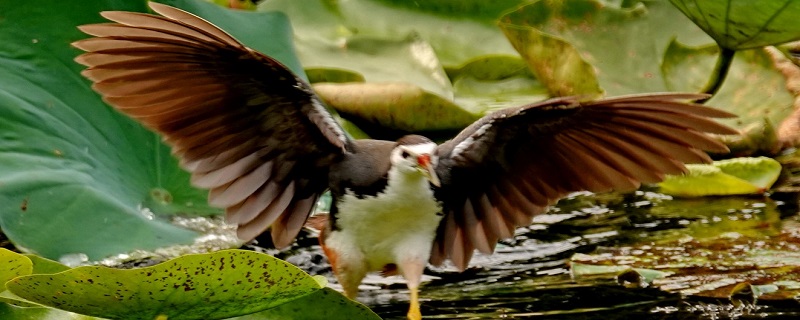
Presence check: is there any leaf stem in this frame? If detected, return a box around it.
[700,47,736,102]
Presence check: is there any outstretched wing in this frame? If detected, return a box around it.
[73,2,351,246]
[432,93,737,269]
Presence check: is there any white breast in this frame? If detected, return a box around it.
[327,166,443,271]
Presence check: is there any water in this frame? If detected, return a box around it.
[277,190,800,319]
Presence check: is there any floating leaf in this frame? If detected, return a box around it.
[669,0,800,50]
[658,157,782,197]
[7,250,323,320]
[313,83,480,132]
[307,68,366,84]
[571,260,672,288]
[570,260,632,279]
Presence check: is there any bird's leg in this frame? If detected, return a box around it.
[400,259,425,320]
[321,237,367,299]
[332,261,367,299]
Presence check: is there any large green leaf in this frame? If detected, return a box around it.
[6,250,324,320]
[0,0,310,260]
[669,0,800,50]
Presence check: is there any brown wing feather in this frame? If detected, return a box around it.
[74,3,351,245]
[433,93,736,270]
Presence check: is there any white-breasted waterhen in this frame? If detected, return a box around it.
[73,3,737,319]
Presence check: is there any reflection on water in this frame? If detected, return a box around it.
[279,190,800,319]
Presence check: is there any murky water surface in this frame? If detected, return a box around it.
[277,190,800,319]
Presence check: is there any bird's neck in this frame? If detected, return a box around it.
[386,166,430,194]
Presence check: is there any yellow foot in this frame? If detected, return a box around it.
[407,286,422,320]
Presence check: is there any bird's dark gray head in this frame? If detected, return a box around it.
[390,135,440,186]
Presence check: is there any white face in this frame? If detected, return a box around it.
[390,142,438,173]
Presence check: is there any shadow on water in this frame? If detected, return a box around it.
[278,189,800,319]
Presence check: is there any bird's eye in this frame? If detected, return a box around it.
[401,150,411,158]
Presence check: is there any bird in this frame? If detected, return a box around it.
[72,3,737,319]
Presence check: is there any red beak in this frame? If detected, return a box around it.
[416,154,440,187]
